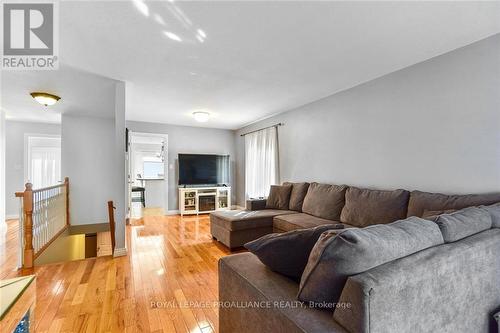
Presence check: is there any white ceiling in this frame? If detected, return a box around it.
[1,65,118,123]
[3,1,500,129]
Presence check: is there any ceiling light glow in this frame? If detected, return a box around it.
[132,0,149,17]
[163,31,182,42]
[197,29,206,38]
[193,111,210,123]
[154,14,165,25]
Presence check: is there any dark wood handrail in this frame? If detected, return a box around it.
[107,201,116,256]
[15,178,67,196]
[33,182,65,193]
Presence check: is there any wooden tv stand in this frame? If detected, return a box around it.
[179,186,231,216]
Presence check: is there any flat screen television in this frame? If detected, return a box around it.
[178,154,230,186]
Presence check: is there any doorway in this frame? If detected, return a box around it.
[24,134,62,188]
[128,132,168,218]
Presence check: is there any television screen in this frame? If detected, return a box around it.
[178,154,229,185]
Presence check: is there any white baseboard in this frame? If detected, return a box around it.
[6,214,19,220]
[232,205,245,210]
[113,247,127,257]
[166,210,180,216]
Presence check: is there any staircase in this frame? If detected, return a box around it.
[15,178,70,268]
[15,178,115,268]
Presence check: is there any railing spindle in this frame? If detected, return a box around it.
[15,178,71,268]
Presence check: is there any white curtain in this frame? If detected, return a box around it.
[27,136,61,189]
[245,126,279,199]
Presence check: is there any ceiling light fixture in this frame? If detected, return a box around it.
[193,111,210,122]
[30,92,61,106]
[163,31,182,42]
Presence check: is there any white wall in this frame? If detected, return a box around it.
[62,115,115,225]
[126,121,236,211]
[235,34,500,205]
[4,120,61,218]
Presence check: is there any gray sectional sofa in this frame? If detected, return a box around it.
[212,182,500,333]
[210,182,500,248]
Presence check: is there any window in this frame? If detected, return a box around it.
[143,160,164,179]
[244,127,279,199]
[26,135,61,189]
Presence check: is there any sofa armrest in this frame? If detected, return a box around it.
[219,253,348,333]
[246,198,267,211]
[333,229,500,333]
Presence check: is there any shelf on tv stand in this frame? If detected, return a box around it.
[178,186,231,216]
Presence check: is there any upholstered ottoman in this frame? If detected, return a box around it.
[210,209,297,249]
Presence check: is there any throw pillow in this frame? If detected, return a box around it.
[244,224,345,279]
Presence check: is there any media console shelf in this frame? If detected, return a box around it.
[179,187,231,216]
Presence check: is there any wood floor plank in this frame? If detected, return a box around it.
[1,213,234,332]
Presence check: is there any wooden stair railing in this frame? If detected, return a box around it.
[15,177,70,268]
[107,201,116,256]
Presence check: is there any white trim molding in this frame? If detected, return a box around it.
[166,210,180,216]
[113,247,128,258]
[6,214,19,220]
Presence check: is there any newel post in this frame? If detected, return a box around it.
[64,177,70,226]
[23,183,34,268]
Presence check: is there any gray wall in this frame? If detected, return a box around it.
[0,111,5,228]
[235,34,500,206]
[126,121,236,211]
[113,82,127,251]
[5,120,61,217]
[62,115,116,225]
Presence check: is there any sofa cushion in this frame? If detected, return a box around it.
[244,224,344,279]
[480,203,500,228]
[210,210,297,231]
[340,187,410,227]
[407,190,500,218]
[434,207,492,242]
[266,184,293,210]
[283,182,310,212]
[273,213,342,232]
[297,217,444,307]
[421,209,456,221]
[333,228,500,333]
[302,183,347,220]
[219,253,349,333]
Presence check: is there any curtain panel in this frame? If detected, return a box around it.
[244,126,279,199]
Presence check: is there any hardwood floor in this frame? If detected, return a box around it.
[0,213,238,332]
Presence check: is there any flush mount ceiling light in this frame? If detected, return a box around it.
[30,92,61,106]
[193,111,210,122]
